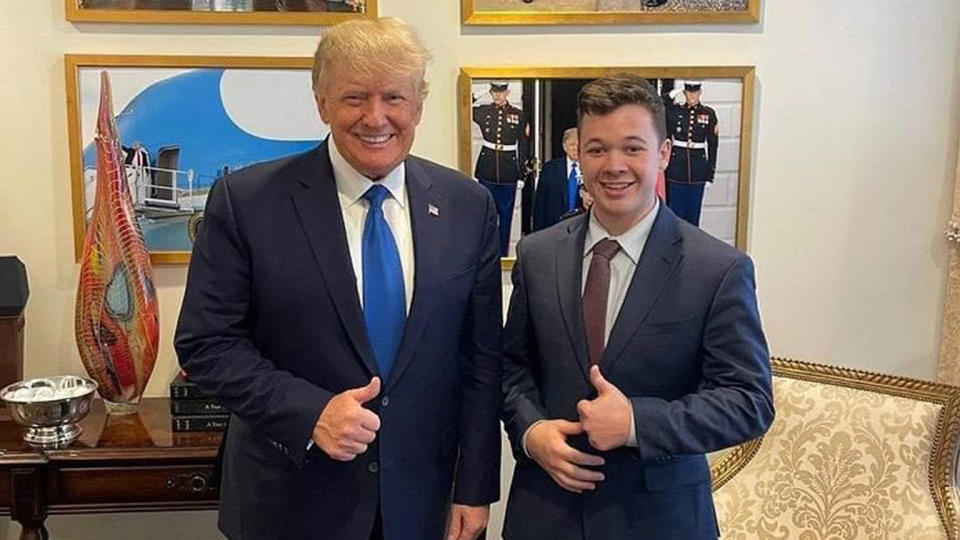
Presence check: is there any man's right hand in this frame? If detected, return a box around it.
[313,377,381,461]
[525,419,605,493]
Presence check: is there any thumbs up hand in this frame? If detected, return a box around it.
[576,366,632,451]
[345,377,381,404]
[314,377,382,461]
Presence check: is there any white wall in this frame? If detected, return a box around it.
[700,79,743,246]
[0,0,958,538]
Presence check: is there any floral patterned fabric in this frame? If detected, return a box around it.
[713,376,953,540]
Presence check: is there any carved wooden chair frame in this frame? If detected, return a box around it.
[710,357,960,538]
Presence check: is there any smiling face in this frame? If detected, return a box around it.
[315,65,423,179]
[579,104,670,235]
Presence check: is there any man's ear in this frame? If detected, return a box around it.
[659,137,672,170]
[314,91,329,124]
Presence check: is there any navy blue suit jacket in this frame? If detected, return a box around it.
[533,157,571,232]
[175,142,503,540]
[501,207,773,540]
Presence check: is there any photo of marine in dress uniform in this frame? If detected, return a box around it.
[664,79,718,227]
[461,73,744,251]
[471,81,530,256]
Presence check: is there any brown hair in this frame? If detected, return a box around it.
[577,73,666,142]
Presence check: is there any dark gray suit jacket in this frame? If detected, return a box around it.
[501,206,773,540]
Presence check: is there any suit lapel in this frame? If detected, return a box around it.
[384,158,443,391]
[602,206,684,373]
[290,142,377,376]
[555,214,591,382]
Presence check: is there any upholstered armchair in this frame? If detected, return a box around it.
[711,357,960,539]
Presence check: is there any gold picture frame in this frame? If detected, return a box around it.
[65,54,320,265]
[459,66,756,269]
[65,0,376,26]
[461,0,759,25]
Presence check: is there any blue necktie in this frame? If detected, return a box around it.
[567,162,579,212]
[362,184,406,378]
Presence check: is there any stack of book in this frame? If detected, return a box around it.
[169,373,229,433]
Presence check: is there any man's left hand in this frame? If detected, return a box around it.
[577,365,632,451]
[447,503,488,540]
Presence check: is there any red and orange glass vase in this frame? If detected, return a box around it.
[75,72,159,415]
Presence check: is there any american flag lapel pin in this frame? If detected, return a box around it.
[428,204,439,217]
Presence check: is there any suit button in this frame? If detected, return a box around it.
[368,461,380,473]
[380,396,390,407]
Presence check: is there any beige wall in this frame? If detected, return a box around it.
[0,0,958,538]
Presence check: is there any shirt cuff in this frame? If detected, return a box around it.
[521,420,548,457]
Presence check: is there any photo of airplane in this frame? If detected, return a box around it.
[77,66,326,253]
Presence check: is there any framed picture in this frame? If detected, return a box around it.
[65,0,375,25]
[65,54,327,264]
[461,0,758,25]
[459,66,755,265]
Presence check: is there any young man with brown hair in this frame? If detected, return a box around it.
[501,73,773,540]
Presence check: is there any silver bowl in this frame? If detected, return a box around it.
[1,376,99,447]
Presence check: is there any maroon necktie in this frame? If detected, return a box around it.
[583,238,621,366]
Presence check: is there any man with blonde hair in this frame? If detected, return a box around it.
[176,17,502,540]
[533,127,581,231]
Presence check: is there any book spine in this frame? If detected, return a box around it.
[172,415,230,432]
[170,400,227,416]
[169,383,206,400]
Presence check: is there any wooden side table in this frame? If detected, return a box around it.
[0,398,221,540]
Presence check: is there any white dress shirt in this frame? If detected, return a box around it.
[307,139,416,451]
[581,199,659,342]
[523,199,660,454]
[328,136,415,313]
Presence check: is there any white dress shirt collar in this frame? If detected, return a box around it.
[328,135,407,209]
[584,198,660,264]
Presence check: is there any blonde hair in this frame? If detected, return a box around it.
[312,17,431,101]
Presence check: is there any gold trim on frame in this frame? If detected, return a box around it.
[459,65,757,272]
[709,436,762,489]
[65,0,377,25]
[64,54,314,266]
[710,356,960,539]
[461,0,759,25]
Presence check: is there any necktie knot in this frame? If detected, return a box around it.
[363,184,390,209]
[592,238,621,261]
